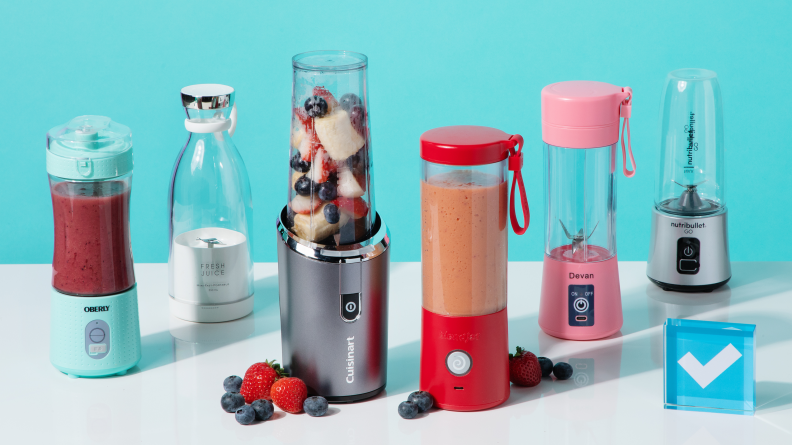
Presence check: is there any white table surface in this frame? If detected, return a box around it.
[2,262,791,444]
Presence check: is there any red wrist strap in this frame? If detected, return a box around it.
[508,134,529,235]
[620,87,636,178]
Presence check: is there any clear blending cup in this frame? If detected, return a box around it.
[420,126,529,317]
[47,116,135,296]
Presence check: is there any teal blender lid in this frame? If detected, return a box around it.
[46,115,133,180]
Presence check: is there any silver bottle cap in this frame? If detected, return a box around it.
[181,84,235,110]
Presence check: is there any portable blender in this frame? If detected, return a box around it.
[419,126,530,411]
[168,84,254,323]
[647,69,731,292]
[277,51,390,402]
[47,115,142,378]
[538,81,636,341]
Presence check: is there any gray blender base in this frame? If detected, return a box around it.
[647,207,731,292]
[277,209,390,402]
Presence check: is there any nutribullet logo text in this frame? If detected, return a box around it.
[671,222,706,229]
[684,112,697,170]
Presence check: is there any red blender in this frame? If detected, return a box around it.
[419,126,529,411]
[538,81,636,341]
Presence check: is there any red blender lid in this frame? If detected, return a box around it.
[420,125,514,166]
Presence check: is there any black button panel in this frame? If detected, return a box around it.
[341,293,361,322]
[677,237,700,275]
[568,285,594,326]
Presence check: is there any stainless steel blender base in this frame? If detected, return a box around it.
[276,208,390,402]
[647,207,731,292]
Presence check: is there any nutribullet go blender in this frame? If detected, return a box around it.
[48,116,142,378]
[538,81,636,341]
[277,51,390,402]
[419,126,529,411]
[647,69,731,291]
[168,84,254,322]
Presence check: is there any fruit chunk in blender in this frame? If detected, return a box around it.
[288,86,371,244]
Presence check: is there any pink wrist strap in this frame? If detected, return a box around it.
[508,134,529,235]
[620,87,636,178]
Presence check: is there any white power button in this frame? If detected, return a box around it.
[446,350,472,376]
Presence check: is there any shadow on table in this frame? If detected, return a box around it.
[130,275,281,374]
[757,381,792,413]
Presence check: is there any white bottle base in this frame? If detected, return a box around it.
[169,294,254,323]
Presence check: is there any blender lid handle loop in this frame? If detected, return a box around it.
[620,87,636,178]
[507,134,530,235]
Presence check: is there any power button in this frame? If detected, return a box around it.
[677,238,700,274]
[340,293,361,322]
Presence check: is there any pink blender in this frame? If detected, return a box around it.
[538,81,636,341]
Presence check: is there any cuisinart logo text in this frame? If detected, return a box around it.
[672,222,706,229]
[84,306,109,313]
[346,336,355,383]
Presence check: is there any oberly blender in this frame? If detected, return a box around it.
[419,126,529,411]
[277,51,390,402]
[48,116,142,378]
[647,69,731,291]
[168,84,254,323]
[538,81,636,341]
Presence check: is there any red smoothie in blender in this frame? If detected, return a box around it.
[51,179,134,296]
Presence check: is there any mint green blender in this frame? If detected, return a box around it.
[47,116,142,378]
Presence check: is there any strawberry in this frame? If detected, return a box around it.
[333,197,369,219]
[239,360,287,404]
[312,86,339,113]
[509,347,541,387]
[270,377,308,414]
[293,107,314,134]
[307,147,335,183]
[298,128,323,161]
[289,194,322,215]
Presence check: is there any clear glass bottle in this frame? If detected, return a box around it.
[287,50,374,245]
[545,144,616,264]
[168,84,253,321]
[47,116,135,296]
[655,68,725,216]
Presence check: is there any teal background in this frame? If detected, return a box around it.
[1,0,790,264]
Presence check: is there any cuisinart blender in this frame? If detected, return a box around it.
[419,126,529,411]
[538,81,636,341]
[168,84,254,322]
[277,51,390,402]
[647,69,731,292]
[47,116,142,378]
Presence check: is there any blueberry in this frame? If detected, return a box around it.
[304,96,328,118]
[323,203,340,224]
[407,391,433,413]
[294,175,313,196]
[223,375,243,393]
[251,399,274,421]
[538,357,554,378]
[317,181,337,201]
[291,153,310,173]
[303,396,329,417]
[221,392,245,413]
[398,401,419,419]
[339,93,362,112]
[235,405,256,425]
[553,362,574,380]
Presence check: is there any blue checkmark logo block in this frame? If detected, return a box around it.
[664,318,756,415]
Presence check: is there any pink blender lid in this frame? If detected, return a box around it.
[420,125,517,166]
[541,81,631,149]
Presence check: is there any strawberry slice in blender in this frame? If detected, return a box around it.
[298,131,322,161]
[333,197,369,219]
[307,148,335,183]
[289,194,322,215]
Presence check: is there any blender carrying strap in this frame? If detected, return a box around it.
[508,134,530,235]
[620,87,636,178]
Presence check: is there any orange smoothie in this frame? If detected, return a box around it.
[421,170,507,316]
